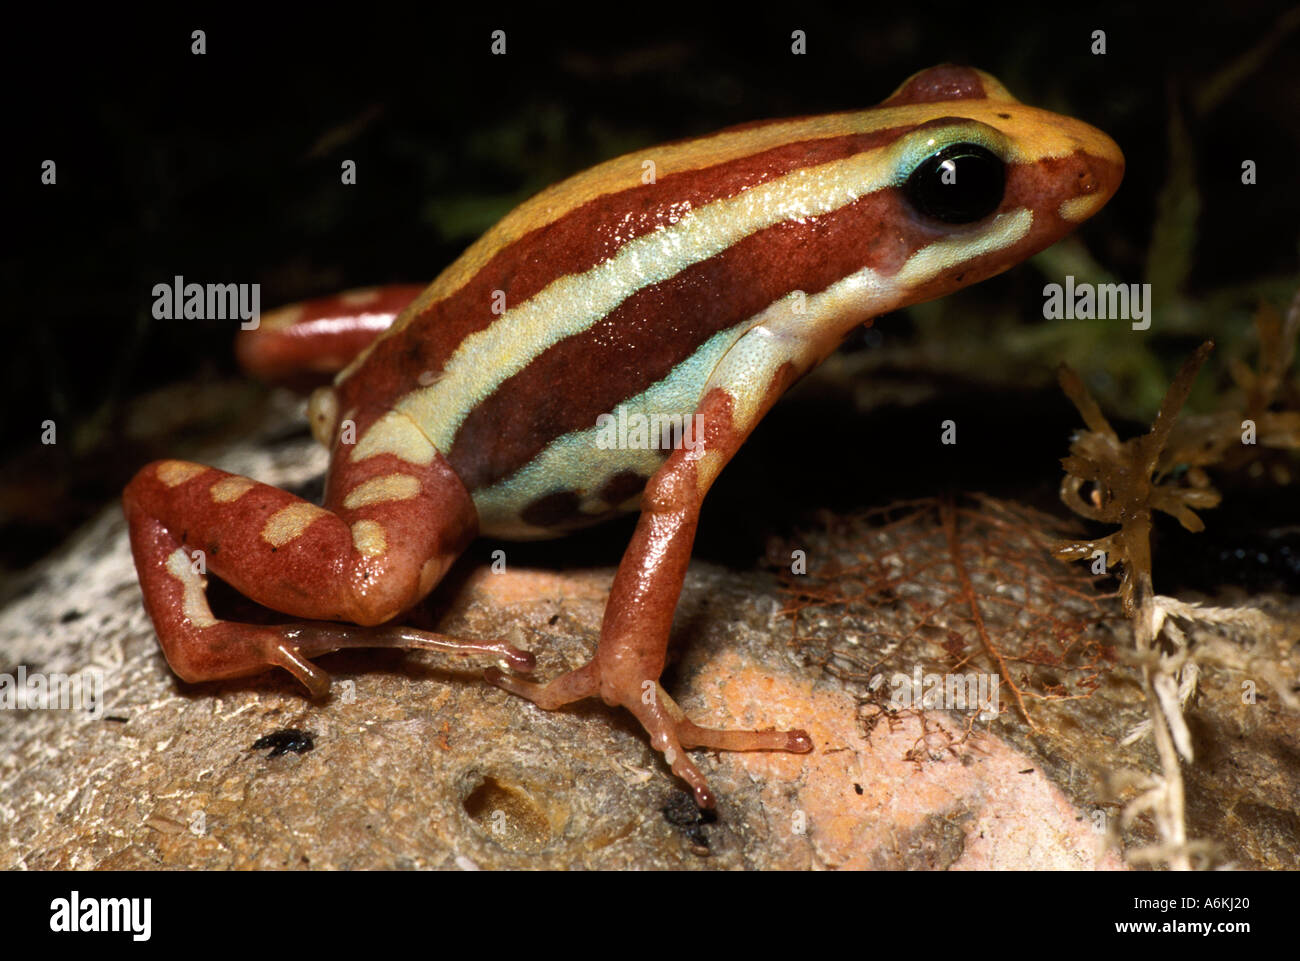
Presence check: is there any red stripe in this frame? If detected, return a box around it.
[447,184,937,491]
[448,148,1103,491]
[335,126,916,417]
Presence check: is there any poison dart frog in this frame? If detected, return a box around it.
[124,65,1123,808]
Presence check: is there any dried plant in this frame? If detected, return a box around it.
[1052,341,1222,617]
[1053,290,1300,870]
[779,290,1299,870]
[777,495,1120,735]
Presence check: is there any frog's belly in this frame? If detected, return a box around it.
[470,323,746,540]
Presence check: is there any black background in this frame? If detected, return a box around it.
[4,4,1299,580]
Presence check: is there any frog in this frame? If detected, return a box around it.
[125,64,1124,808]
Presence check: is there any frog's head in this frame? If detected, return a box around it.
[864,64,1124,308]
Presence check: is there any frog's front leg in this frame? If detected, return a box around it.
[489,326,824,808]
[124,448,533,697]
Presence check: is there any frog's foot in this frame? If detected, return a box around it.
[487,665,810,809]
[630,683,812,809]
[167,621,534,701]
[274,622,536,697]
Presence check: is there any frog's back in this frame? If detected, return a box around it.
[327,130,843,538]
[335,239,748,540]
[333,64,1123,539]
[334,115,915,538]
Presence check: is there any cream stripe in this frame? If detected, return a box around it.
[165,549,217,629]
[398,135,957,454]
[351,409,437,465]
[395,96,1067,315]
[700,209,1035,466]
[340,86,1117,386]
[471,321,748,539]
[343,473,421,510]
[473,208,1034,538]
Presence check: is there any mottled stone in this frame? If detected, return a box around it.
[2,399,1294,870]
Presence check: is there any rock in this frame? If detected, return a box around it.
[3,398,1292,869]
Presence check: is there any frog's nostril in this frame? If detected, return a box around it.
[1056,153,1122,224]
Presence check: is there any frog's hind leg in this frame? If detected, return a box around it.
[491,667,810,810]
[124,449,533,698]
[235,284,425,389]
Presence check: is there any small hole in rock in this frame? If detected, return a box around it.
[463,775,552,851]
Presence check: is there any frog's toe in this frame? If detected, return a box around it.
[261,621,536,696]
[485,660,599,709]
[676,720,814,754]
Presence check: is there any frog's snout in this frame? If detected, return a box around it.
[1055,122,1124,225]
[1082,127,1125,205]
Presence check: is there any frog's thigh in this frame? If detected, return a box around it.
[123,453,533,696]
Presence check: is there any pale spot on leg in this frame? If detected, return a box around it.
[165,549,217,628]
[261,304,305,331]
[308,387,339,447]
[350,520,387,557]
[340,288,382,306]
[343,474,422,509]
[418,556,446,594]
[693,449,728,489]
[210,476,257,503]
[156,461,208,488]
[261,503,329,547]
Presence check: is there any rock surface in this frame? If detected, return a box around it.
[1,400,1294,870]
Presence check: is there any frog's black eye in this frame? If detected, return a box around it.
[904,143,1005,224]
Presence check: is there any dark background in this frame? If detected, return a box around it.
[4,5,1299,590]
